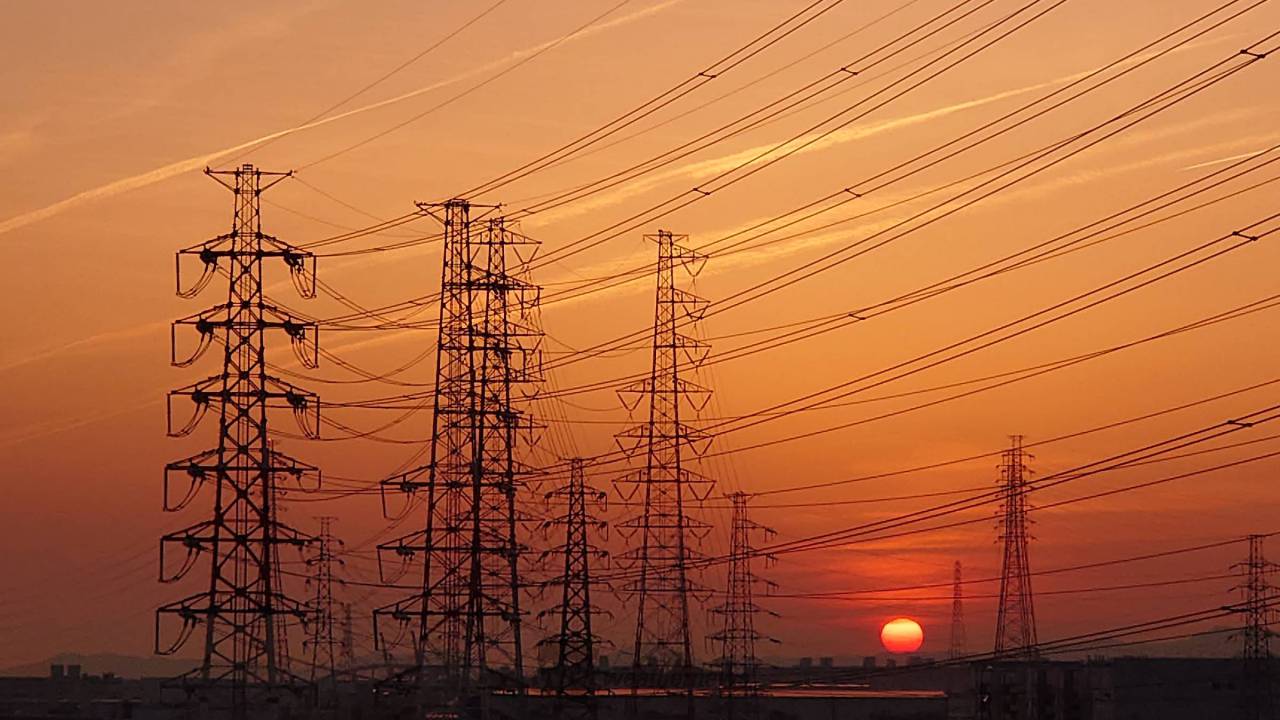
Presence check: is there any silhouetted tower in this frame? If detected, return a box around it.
[709,493,777,719]
[374,201,541,716]
[949,561,967,659]
[540,458,609,720]
[994,435,1037,658]
[305,516,343,693]
[616,230,714,698]
[157,165,320,718]
[1235,534,1274,720]
[341,603,355,675]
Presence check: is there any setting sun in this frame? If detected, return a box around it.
[880,618,925,655]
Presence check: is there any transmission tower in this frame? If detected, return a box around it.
[615,229,715,700]
[949,561,967,660]
[539,458,609,720]
[305,516,344,698]
[374,200,542,717]
[993,435,1037,659]
[709,493,777,719]
[155,165,320,718]
[1235,534,1275,719]
[341,603,356,675]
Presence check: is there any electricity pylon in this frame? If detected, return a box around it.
[304,516,344,699]
[709,493,777,720]
[539,458,609,720]
[615,230,715,702]
[949,561,967,660]
[1234,534,1275,720]
[157,164,321,719]
[341,603,356,675]
[994,435,1037,659]
[374,201,542,717]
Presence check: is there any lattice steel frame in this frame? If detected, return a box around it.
[615,230,714,695]
[156,164,321,718]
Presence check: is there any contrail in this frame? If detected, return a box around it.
[526,33,1237,226]
[0,0,680,240]
[538,118,1271,312]
[5,124,1266,447]
[1181,149,1267,171]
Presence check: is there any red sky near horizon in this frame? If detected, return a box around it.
[2,0,1280,671]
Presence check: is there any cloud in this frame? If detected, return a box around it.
[538,118,1277,313]
[0,0,681,240]
[524,34,1237,227]
[1181,149,1269,171]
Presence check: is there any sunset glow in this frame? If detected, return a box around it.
[2,4,1280,713]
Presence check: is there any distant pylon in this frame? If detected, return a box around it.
[305,516,343,694]
[949,561,967,660]
[615,229,715,700]
[1234,534,1275,719]
[709,492,777,719]
[341,603,355,675]
[993,435,1037,658]
[374,201,542,716]
[156,164,321,718]
[539,458,610,720]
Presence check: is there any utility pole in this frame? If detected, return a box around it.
[1235,534,1274,720]
[305,516,344,702]
[616,230,715,708]
[374,201,541,718]
[540,458,609,720]
[156,164,320,719]
[949,561,967,660]
[709,493,776,720]
[994,435,1037,659]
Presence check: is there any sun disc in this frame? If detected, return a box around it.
[880,617,924,654]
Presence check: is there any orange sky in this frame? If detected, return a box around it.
[3,0,1280,670]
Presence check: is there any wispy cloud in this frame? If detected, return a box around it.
[540,119,1276,313]
[0,0,681,240]
[1181,149,1269,171]
[525,34,1236,227]
[5,125,1270,449]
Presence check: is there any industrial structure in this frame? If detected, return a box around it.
[1235,534,1274,720]
[949,561,967,661]
[155,165,321,719]
[539,457,610,720]
[614,230,715,704]
[372,200,542,717]
[994,435,1037,660]
[304,516,346,699]
[708,492,776,719]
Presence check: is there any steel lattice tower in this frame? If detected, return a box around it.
[616,229,715,698]
[949,561,967,660]
[709,493,776,718]
[341,603,356,674]
[305,516,344,693]
[375,200,541,716]
[1235,534,1274,719]
[540,458,609,720]
[994,435,1037,659]
[157,165,321,718]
